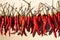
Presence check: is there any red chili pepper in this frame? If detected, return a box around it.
[37,14,43,36]
[1,17,5,35]
[0,16,3,35]
[42,14,48,36]
[17,16,21,34]
[0,16,5,35]
[24,16,27,30]
[18,16,22,32]
[24,16,28,31]
[30,16,34,34]
[21,16,27,36]
[55,12,60,32]
[7,16,12,36]
[6,17,9,29]
[27,16,31,32]
[32,16,40,37]
[18,16,23,35]
[11,17,14,31]
[19,16,22,26]
[11,16,20,34]
[4,16,8,36]
[48,14,57,38]
[14,16,18,32]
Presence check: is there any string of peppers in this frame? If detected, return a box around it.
[0,0,60,38]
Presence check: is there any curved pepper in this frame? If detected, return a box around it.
[32,16,40,37]
[42,14,48,36]
[48,14,57,38]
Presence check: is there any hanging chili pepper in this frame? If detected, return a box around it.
[14,16,18,32]
[30,16,34,34]
[11,16,19,34]
[55,12,60,32]
[0,16,5,35]
[17,16,21,35]
[21,16,27,36]
[32,15,40,37]
[37,14,43,36]
[0,16,3,35]
[27,16,31,32]
[48,14,57,38]
[5,16,12,36]
[18,16,23,35]
[4,16,10,36]
[42,14,48,36]
[8,16,12,36]
[4,16,8,36]
[11,16,14,31]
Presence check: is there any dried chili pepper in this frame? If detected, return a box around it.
[32,15,40,37]
[4,16,8,36]
[17,16,21,35]
[0,16,3,35]
[27,15,31,32]
[30,16,34,34]
[42,14,48,36]
[21,16,27,36]
[13,16,18,32]
[37,14,43,35]
[6,16,12,36]
[55,12,60,32]
[48,14,57,38]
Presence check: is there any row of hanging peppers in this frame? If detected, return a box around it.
[0,12,60,38]
[0,0,60,38]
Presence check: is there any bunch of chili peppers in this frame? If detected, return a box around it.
[0,1,60,38]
